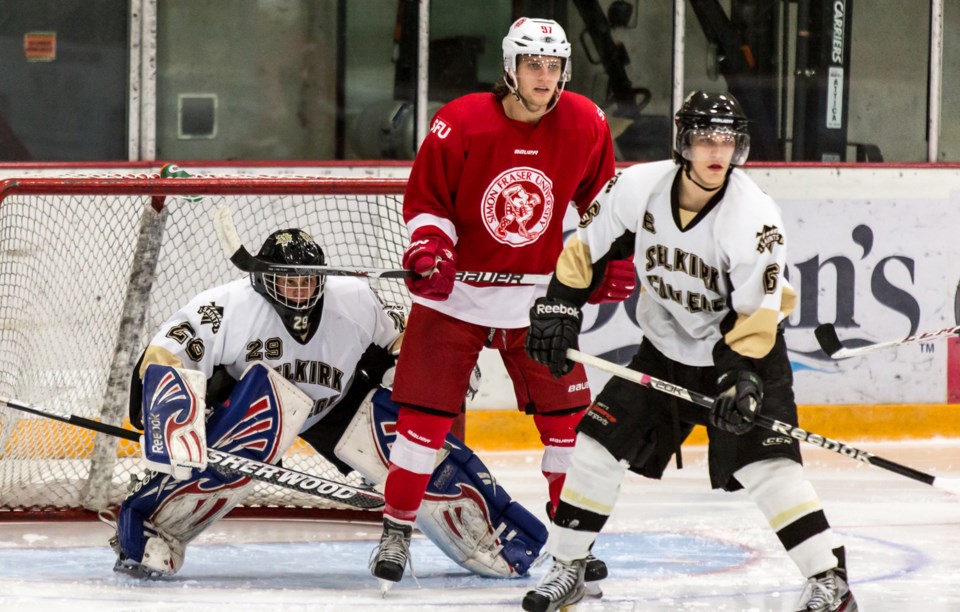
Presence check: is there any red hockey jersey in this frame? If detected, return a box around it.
[404,91,615,327]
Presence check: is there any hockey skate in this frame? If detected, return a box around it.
[795,568,858,611]
[369,517,413,594]
[109,534,166,579]
[583,553,607,598]
[522,557,586,612]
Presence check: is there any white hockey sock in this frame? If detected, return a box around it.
[546,434,626,563]
[735,457,839,577]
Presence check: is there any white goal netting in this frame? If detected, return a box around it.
[0,173,408,516]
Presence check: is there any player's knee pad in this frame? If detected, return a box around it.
[114,466,252,577]
[207,362,313,462]
[335,388,547,577]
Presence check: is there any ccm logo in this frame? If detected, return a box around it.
[536,304,578,317]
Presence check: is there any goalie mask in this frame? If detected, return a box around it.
[251,229,325,327]
[674,91,751,166]
[502,17,571,112]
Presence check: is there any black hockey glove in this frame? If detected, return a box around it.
[526,297,582,378]
[710,371,763,435]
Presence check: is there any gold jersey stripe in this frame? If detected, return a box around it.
[555,235,595,290]
[724,308,779,359]
[139,345,185,379]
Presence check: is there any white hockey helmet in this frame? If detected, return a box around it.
[502,17,572,84]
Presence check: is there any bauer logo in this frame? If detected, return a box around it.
[482,167,554,246]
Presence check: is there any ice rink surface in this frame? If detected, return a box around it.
[0,439,957,612]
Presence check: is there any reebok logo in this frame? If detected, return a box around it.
[769,420,874,462]
[536,303,579,317]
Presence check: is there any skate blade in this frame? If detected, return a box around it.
[378,578,396,596]
[583,580,603,599]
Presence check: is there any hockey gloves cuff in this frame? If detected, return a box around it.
[587,258,637,304]
[526,297,582,378]
[402,229,457,300]
[710,370,763,435]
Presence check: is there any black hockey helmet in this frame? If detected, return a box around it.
[250,228,325,326]
[674,91,751,166]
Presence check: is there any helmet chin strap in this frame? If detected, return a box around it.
[506,72,564,115]
[684,162,723,192]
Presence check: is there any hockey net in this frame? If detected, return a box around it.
[0,173,409,518]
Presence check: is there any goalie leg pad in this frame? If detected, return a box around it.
[141,365,208,480]
[336,388,547,577]
[420,441,547,577]
[207,362,313,463]
[113,363,313,577]
[114,466,252,577]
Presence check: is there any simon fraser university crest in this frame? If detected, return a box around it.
[482,167,555,246]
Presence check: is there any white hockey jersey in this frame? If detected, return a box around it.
[143,276,403,431]
[573,160,793,366]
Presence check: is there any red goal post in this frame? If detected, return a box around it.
[0,174,409,519]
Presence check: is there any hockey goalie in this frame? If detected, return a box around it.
[106,227,546,580]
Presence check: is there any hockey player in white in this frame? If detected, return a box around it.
[107,228,546,580]
[523,92,858,612]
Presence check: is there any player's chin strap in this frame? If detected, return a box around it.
[505,73,565,116]
[683,162,724,192]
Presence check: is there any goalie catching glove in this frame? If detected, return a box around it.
[710,370,763,435]
[526,297,582,378]
[402,228,457,300]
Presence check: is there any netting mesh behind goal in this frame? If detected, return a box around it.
[0,175,408,515]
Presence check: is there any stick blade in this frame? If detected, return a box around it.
[933,476,960,496]
[815,324,845,358]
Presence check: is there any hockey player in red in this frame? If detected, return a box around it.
[370,17,628,592]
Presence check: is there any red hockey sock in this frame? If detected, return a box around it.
[533,411,583,515]
[383,407,453,524]
[542,470,566,513]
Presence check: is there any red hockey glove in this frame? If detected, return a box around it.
[587,258,636,304]
[402,230,457,300]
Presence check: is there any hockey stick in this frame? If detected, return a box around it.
[213,205,552,285]
[814,323,960,359]
[566,349,960,495]
[0,395,385,510]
